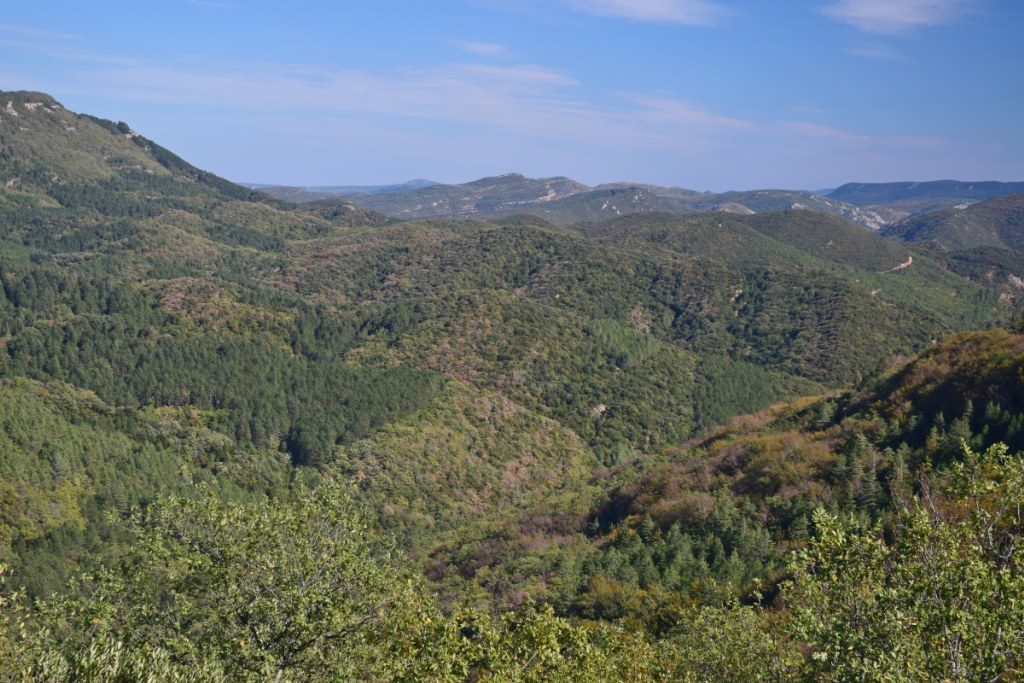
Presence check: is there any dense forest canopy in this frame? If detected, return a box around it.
[1,91,1023,680]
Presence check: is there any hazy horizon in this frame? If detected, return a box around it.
[236,174,1023,195]
[2,0,1022,192]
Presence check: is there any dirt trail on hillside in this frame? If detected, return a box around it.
[885,256,913,272]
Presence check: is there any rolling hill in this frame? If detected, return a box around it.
[882,193,1024,251]
[3,90,1024,680]
[830,180,1024,218]
[249,179,438,203]
[690,190,890,230]
[257,171,893,229]
[0,87,1019,620]
[483,184,685,223]
[0,89,1014,451]
[561,325,1024,620]
[341,172,589,217]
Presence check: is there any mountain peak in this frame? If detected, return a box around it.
[1,91,64,121]
[1,90,61,106]
[465,172,531,186]
[829,180,1024,216]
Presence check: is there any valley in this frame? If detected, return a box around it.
[1,90,1023,680]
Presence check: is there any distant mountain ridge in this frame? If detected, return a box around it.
[882,193,1024,252]
[249,179,439,202]
[264,173,893,230]
[3,89,1024,647]
[253,174,1024,232]
[831,180,1024,206]
[689,189,892,230]
[341,173,591,218]
[829,180,1024,218]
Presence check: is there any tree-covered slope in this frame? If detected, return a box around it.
[831,179,1024,215]
[484,185,683,223]
[1,94,1023,676]
[0,375,305,597]
[0,92,1015,469]
[0,90,384,274]
[306,169,892,229]
[345,173,588,218]
[550,326,1024,625]
[580,209,906,268]
[578,210,1012,368]
[934,244,1024,298]
[882,193,1024,251]
[690,190,890,230]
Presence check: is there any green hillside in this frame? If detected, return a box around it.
[346,173,588,218]
[296,169,892,229]
[0,376,305,597]
[831,179,1024,215]
[250,179,439,202]
[883,193,1024,251]
[484,185,683,223]
[580,210,1008,357]
[690,190,890,230]
[5,327,1022,680]
[2,92,1024,681]
[558,327,1024,649]
[938,245,1024,296]
[0,92,1016,557]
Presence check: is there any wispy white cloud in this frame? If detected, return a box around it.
[822,0,976,34]
[0,23,80,41]
[0,23,136,65]
[0,19,965,188]
[68,60,699,149]
[71,54,942,162]
[563,0,730,26]
[455,63,578,87]
[621,94,757,131]
[783,121,946,150]
[450,40,513,58]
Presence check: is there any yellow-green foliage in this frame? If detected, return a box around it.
[0,378,175,550]
[337,380,599,538]
[0,376,295,596]
[2,90,1024,681]
[786,443,1024,680]
[0,93,168,185]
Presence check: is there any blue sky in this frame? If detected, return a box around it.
[1,0,1021,190]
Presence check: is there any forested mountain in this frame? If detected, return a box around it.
[686,190,891,230]
[249,177,1024,232]
[268,171,893,229]
[5,328,1022,680]
[249,179,439,203]
[883,193,1024,251]
[1,91,1023,680]
[829,180,1024,218]
[488,185,688,223]
[341,173,589,218]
